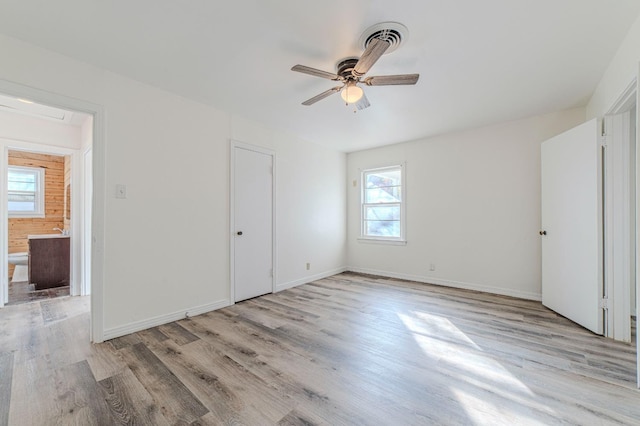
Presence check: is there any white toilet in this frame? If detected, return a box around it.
[8,252,28,282]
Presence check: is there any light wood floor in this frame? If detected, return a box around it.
[1,272,639,425]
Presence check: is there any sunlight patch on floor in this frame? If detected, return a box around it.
[397,310,558,420]
[451,387,548,426]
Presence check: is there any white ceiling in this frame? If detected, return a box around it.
[0,93,89,127]
[0,0,638,152]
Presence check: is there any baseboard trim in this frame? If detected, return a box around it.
[103,298,231,341]
[347,266,542,301]
[276,267,348,292]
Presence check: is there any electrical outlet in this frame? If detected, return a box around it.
[306,262,311,270]
[429,263,436,271]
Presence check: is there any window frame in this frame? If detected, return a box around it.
[8,165,45,218]
[359,164,406,245]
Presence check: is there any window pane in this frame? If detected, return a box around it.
[365,169,400,188]
[365,220,400,237]
[365,205,400,221]
[365,186,401,203]
[8,193,35,202]
[8,172,36,191]
[8,167,42,216]
[361,166,403,240]
[8,201,36,211]
[8,181,36,192]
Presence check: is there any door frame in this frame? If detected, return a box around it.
[604,78,637,343]
[0,78,106,343]
[229,140,276,304]
[82,146,93,296]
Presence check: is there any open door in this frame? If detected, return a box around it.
[541,118,603,335]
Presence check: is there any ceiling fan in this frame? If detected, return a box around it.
[291,35,419,110]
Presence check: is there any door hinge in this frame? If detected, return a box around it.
[598,298,609,309]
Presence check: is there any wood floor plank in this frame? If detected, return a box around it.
[135,326,169,346]
[85,340,128,382]
[118,342,209,424]
[99,368,169,426]
[40,299,68,323]
[277,409,322,426]
[148,337,291,424]
[157,321,199,346]
[7,356,59,425]
[0,352,14,426]
[109,333,142,350]
[46,313,92,369]
[53,360,115,425]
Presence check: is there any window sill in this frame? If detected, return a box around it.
[9,214,45,219]
[357,237,407,246]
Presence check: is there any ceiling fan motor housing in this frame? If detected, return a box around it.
[336,57,360,79]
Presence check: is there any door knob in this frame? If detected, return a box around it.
[539,230,547,236]
[237,231,243,236]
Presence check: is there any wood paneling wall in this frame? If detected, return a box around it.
[8,151,65,279]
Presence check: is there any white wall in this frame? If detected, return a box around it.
[587,13,640,118]
[0,34,346,340]
[347,108,585,300]
[0,109,82,149]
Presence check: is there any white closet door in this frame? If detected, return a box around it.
[232,145,274,302]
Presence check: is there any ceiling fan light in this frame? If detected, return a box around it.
[340,84,363,104]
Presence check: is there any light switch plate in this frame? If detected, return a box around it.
[116,184,127,199]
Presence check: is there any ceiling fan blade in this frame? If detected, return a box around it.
[364,74,420,86]
[291,65,340,80]
[352,38,391,77]
[355,93,370,110]
[301,86,343,106]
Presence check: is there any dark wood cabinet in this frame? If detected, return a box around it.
[28,236,70,290]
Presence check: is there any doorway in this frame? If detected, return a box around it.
[0,95,93,308]
[230,141,275,303]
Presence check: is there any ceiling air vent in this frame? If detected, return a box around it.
[359,22,409,55]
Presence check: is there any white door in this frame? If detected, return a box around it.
[232,145,274,302]
[541,118,603,335]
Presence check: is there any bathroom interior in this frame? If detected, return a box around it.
[7,149,72,304]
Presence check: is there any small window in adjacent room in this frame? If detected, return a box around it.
[8,166,45,218]
[360,164,405,243]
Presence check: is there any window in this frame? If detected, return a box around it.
[361,165,405,242]
[8,166,45,218]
